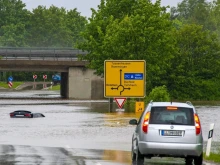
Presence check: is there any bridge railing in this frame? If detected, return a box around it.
[0,47,88,61]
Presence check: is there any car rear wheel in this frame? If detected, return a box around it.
[136,149,144,165]
[131,148,136,164]
[132,148,144,165]
[194,153,203,165]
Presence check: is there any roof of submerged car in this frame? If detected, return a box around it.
[13,110,32,113]
[150,102,194,108]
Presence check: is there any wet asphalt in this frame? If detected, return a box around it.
[0,90,219,165]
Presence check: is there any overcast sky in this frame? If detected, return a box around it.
[22,0,183,18]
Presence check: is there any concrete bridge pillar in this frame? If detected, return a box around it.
[67,67,104,99]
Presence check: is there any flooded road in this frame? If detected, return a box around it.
[0,90,219,165]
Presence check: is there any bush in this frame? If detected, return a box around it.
[145,85,170,103]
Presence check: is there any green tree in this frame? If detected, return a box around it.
[12,71,55,82]
[78,0,137,69]
[145,85,170,103]
[170,0,210,25]
[168,24,220,100]
[0,0,30,46]
[79,0,176,93]
[27,6,71,47]
[208,0,220,39]
[170,0,220,34]
[66,9,88,45]
[27,6,87,47]
[0,23,28,47]
[0,0,29,28]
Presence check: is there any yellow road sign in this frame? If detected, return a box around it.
[104,60,146,97]
[135,102,145,113]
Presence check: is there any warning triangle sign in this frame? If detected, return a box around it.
[114,98,126,109]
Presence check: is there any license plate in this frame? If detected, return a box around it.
[161,130,183,136]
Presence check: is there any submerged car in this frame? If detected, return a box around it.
[10,110,45,118]
[129,101,203,165]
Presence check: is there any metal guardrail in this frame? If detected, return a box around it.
[0,47,88,61]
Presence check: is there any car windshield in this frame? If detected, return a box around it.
[149,106,194,126]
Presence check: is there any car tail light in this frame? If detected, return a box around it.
[142,112,150,133]
[10,113,14,117]
[194,114,201,135]
[25,113,31,117]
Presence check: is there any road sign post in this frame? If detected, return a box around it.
[206,123,215,157]
[43,75,47,88]
[109,98,113,112]
[8,81,13,88]
[135,101,145,113]
[104,60,146,109]
[33,74,37,89]
[7,76,13,88]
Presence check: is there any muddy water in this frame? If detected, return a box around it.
[196,106,220,142]
[0,100,133,151]
[0,90,219,164]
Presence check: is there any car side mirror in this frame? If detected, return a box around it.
[129,119,138,125]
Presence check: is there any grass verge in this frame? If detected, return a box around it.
[50,85,60,90]
[0,81,23,89]
[204,152,220,163]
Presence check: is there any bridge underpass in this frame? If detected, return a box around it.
[0,48,104,99]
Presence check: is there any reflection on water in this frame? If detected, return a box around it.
[0,100,135,151]
[103,112,142,127]
[0,90,61,99]
[0,90,219,165]
[103,150,131,163]
[102,150,188,165]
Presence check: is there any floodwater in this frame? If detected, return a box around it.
[0,90,219,165]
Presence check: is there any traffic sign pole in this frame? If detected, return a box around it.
[43,75,47,88]
[109,98,113,112]
[8,81,13,88]
[33,79,35,89]
[33,75,37,89]
[206,123,215,157]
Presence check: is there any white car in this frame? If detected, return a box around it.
[129,101,203,165]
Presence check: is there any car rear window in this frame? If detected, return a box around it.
[149,106,194,126]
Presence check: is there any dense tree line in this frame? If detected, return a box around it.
[79,0,220,100]
[0,0,87,82]
[0,0,87,47]
[1,0,220,100]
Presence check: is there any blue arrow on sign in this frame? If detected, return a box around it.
[8,76,13,82]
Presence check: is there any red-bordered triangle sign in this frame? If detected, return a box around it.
[114,98,126,109]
